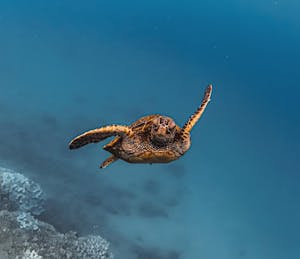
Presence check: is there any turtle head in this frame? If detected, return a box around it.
[150,116,177,145]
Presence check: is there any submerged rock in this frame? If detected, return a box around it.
[0,210,113,259]
[0,167,113,259]
[0,167,45,215]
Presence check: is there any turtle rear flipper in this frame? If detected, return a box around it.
[100,155,118,169]
[69,125,132,149]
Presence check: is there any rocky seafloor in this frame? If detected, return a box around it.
[0,167,113,259]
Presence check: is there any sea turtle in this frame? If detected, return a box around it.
[69,84,212,169]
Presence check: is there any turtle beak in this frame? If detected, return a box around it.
[156,126,166,136]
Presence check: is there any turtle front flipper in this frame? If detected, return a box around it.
[181,84,212,135]
[69,125,132,149]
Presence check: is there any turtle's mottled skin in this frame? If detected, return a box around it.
[69,85,212,168]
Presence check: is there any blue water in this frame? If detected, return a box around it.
[1,1,299,258]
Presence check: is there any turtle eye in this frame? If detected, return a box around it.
[169,120,175,129]
[153,124,159,131]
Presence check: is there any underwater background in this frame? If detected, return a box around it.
[0,0,299,258]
